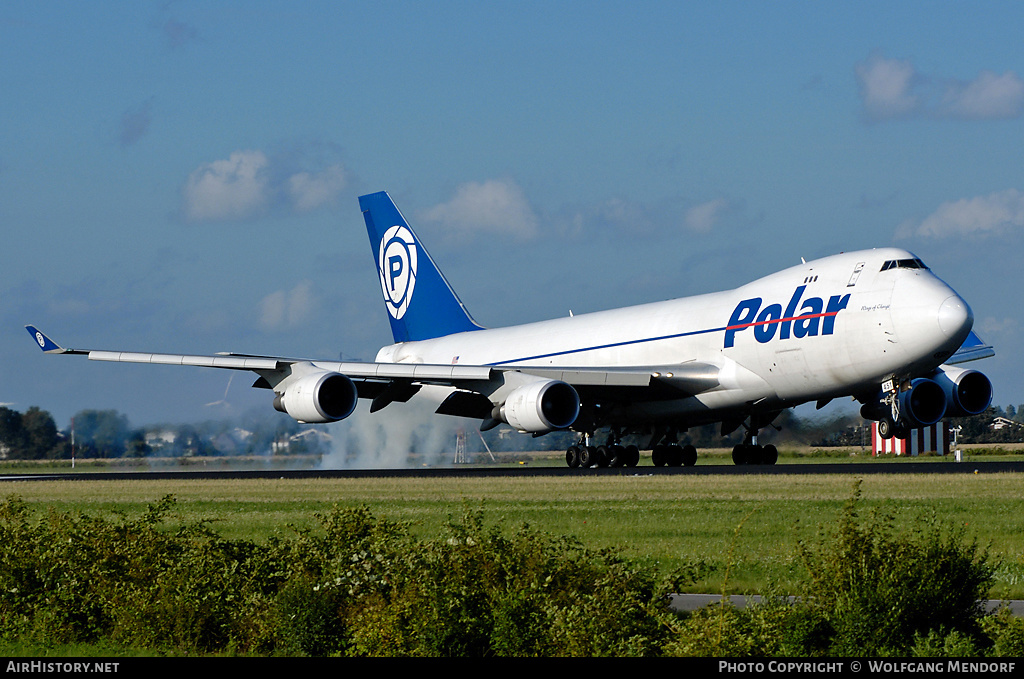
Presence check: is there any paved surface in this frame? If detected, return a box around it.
[671,594,1024,616]
[2,458,1024,482]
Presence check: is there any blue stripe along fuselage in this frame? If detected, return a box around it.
[487,286,851,366]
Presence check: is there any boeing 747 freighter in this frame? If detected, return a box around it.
[28,191,994,468]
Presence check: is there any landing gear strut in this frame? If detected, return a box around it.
[872,382,911,440]
[730,418,779,466]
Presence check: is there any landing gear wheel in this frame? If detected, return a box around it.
[681,444,697,467]
[579,446,599,467]
[605,444,626,467]
[625,445,640,467]
[565,445,581,468]
[732,443,779,465]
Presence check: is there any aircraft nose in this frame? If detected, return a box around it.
[938,294,972,339]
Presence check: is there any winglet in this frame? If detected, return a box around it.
[25,326,72,354]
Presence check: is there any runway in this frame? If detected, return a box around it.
[1,458,1023,482]
[670,594,1024,616]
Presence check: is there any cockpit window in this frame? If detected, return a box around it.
[880,258,929,272]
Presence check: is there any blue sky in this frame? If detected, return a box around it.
[3,1,1024,429]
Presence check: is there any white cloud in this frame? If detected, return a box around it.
[421,179,539,239]
[855,54,920,121]
[855,53,1024,122]
[287,164,348,212]
[684,198,730,233]
[979,316,1018,339]
[182,150,270,222]
[902,189,1024,238]
[182,151,349,222]
[259,280,316,330]
[941,70,1024,120]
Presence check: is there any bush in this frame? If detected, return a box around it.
[791,480,995,656]
[0,496,687,656]
[664,481,998,657]
[0,488,1011,657]
[336,509,680,656]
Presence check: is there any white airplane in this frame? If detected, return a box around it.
[28,191,994,468]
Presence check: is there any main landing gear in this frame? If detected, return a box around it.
[565,441,641,468]
[564,431,695,469]
[729,416,780,466]
[731,441,779,465]
[651,443,698,467]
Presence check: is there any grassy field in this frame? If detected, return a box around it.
[3,459,1024,600]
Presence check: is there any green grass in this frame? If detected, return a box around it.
[5,468,1024,599]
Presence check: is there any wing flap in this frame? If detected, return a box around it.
[513,362,721,397]
[87,350,282,371]
[512,367,653,387]
[311,361,494,382]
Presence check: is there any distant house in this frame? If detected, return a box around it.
[990,417,1024,431]
[271,428,332,454]
[145,429,178,451]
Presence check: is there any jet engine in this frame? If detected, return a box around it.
[897,377,947,427]
[931,366,993,417]
[499,379,580,433]
[273,371,358,423]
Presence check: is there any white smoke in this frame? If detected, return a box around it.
[321,389,476,469]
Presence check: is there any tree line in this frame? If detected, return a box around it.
[0,406,330,461]
[1,402,1021,461]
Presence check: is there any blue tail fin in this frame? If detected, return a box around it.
[359,191,483,343]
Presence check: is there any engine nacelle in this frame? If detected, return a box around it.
[932,366,993,417]
[499,380,580,433]
[273,371,358,423]
[897,378,947,427]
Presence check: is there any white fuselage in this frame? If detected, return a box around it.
[375,248,972,426]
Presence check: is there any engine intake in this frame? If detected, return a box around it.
[499,380,580,433]
[932,366,993,417]
[274,371,358,423]
[898,378,947,427]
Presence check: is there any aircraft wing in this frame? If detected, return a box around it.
[26,324,494,384]
[26,326,720,418]
[946,331,995,365]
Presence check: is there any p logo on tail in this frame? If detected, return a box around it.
[360,191,483,343]
[378,224,418,320]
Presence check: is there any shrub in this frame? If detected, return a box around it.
[791,480,995,656]
[0,488,1008,657]
[0,496,689,656]
[339,509,682,656]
